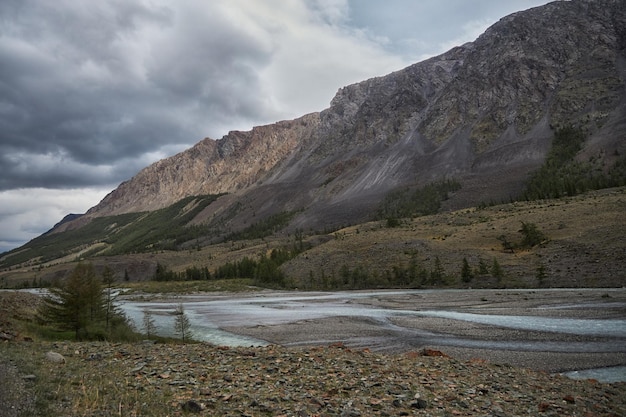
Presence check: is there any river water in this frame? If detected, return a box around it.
[118,288,626,383]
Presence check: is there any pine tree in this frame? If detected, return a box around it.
[430,256,445,284]
[491,258,504,282]
[461,258,473,283]
[102,266,117,332]
[173,303,193,342]
[142,309,157,338]
[40,262,103,339]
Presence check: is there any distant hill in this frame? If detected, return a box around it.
[1,0,625,288]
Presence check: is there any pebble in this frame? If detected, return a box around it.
[44,351,66,364]
[9,341,626,416]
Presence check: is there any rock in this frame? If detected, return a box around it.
[562,395,575,404]
[181,400,202,413]
[411,399,428,409]
[131,362,146,373]
[0,331,15,341]
[45,351,66,364]
[421,349,450,358]
[538,402,551,412]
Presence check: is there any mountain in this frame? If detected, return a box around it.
[2,0,625,285]
[74,0,625,234]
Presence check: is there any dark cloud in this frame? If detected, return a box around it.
[0,1,283,191]
[0,0,550,253]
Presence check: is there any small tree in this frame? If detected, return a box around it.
[102,266,117,332]
[173,303,193,342]
[461,258,473,283]
[519,222,547,248]
[497,234,515,253]
[536,263,547,286]
[491,257,504,283]
[430,256,445,284]
[142,309,157,338]
[477,258,490,275]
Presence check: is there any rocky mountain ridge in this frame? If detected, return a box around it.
[70,0,625,234]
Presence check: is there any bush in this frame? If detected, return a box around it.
[519,222,547,248]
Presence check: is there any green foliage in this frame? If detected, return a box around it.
[38,263,133,340]
[103,194,223,254]
[224,211,298,241]
[430,256,447,285]
[491,258,504,282]
[212,248,298,287]
[0,195,223,268]
[477,258,490,275]
[299,253,456,291]
[518,222,547,248]
[385,217,401,228]
[461,258,473,283]
[378,179,461,220]
[498,222,547,253]
[152,245,301,289]
[523,126,626,200]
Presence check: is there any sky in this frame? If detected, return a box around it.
[0,0,552,254]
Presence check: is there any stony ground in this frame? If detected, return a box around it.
[1,339,625,417]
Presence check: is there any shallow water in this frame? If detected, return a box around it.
[118,289,626,382]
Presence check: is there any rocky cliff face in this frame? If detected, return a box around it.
[82,0,626,233]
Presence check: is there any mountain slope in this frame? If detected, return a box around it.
[39,0,626,240]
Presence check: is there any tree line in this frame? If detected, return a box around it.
[154,247,301,288]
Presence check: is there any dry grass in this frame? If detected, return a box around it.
[282,187,626,288]
[2,187,624,289]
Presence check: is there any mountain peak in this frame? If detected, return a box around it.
[76,0,625,234]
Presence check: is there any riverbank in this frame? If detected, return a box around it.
[2,289,626,415]
[2,339,625,416]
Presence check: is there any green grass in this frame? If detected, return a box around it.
[0,194,223,268]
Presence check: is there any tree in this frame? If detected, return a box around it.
[497,234,515,253]
[461,258,473,283]
[102,266,117,332]
[519,222,547,248]
[430,256,445,284]
[40,263,103,339]
[536,263,547,286]
[491,258,504,282]
[142,309,157,338]
[477,258,490,275]
[173,303,193,342]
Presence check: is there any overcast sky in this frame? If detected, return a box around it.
[0,0,552,253]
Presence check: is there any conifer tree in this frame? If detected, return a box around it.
[491,258,504,282]
[40,262,103,339]
[461,258,473,283]
[174,303,193,342]
[142,309,157,338]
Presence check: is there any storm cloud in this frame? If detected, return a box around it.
[0,0,549,252]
